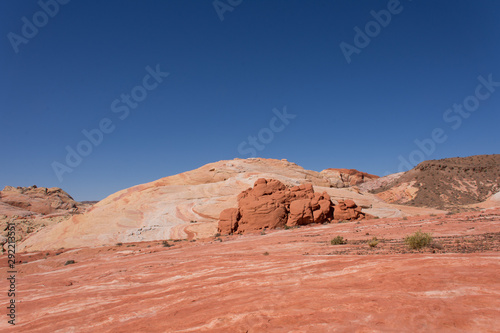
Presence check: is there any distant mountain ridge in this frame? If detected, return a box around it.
[368,154,500,208]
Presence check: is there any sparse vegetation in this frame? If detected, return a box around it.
[64,260,76,266]
[368,237,379,248]
[331,236,347,245]
[116,242,123,246]
[162,240,171,247]
[261,230,267,235]
[404,230,433,249]
[402,216,408,221]
[263,251,269,256]
[214,232,221,237]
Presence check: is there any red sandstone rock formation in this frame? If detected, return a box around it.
[333,199,370,220]
[218,178,368,234]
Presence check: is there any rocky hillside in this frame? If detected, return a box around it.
[0,185,78,216]
[0,185,85,251]
[370,154,500,208]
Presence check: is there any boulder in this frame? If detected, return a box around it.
[314,200,332,223]
[333,200,364,221]
[217,208,240,234]
[287,199,314,226]
[237,179,289,233]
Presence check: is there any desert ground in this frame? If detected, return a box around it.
[1,155,499,332]
[1,208,499,332]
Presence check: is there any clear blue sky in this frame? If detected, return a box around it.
[1,0,499,201]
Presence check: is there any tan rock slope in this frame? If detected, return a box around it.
[20,158,442,252]
[368,154,500,208]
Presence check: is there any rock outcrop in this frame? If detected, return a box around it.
[333,199,369,220]
[320,168,379,188]
[218,178,369,234]
[0,185,78,216]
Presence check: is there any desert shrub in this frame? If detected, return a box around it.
[263,251,269,256]
[284,225,291,230]
[331,236,347,245]
[402,216,408,221]
[368,237,379,248]
[404,230,433,249]
[214,232,221,237]
[162,241,171,247]
[116,242,123,246]
[64,260,76,266]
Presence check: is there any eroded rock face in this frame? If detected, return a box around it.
[218,178,367,234]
